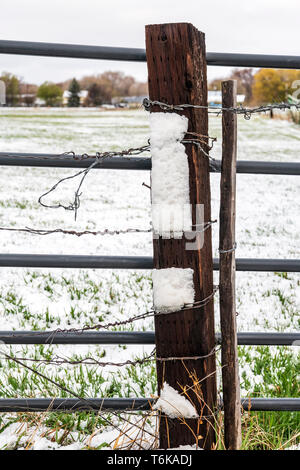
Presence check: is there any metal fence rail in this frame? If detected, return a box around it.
[0,153,152,170]
[0,254,299,272]
[0,331,299,345]
[1,39,300,69]
[0,397,299,413]
[1,152,300,175]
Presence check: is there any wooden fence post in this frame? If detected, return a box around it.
[145,23,217,449]
[220,79,242,450]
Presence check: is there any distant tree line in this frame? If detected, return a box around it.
[209,68,300,105]
[2,68,300,107]
[0,71,148,107]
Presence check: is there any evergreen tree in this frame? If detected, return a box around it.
[68,78,81,107]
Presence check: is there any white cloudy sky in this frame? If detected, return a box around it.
[1,0,299,84]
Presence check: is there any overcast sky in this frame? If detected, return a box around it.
[1,0,300,85]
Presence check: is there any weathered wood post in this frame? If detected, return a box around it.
[220,79,242,449]
[145,23,217,449]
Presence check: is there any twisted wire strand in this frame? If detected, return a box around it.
[143,98,300,120]
[0,219,216,237]
[1,350,156,368]
[38,144,151,221]
[0,226,152,237]
[37,134,216,220]
[2,345,220,367]
[3,287,219,344]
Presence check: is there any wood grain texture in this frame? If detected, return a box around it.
[145,23,217,449]
[220,79,242,450]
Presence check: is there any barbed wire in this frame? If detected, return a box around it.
[156,346,220,362]
[37,134,216,220]
[3,287,219,344]
[0,226,152,237]
[47,286,219,341]
[143,98,300,120]
[0,219,216,238]
[38,144,151,221]
[1,345,220,367]
[1,349,156,368]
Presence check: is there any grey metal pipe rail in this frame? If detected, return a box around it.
[0,254,153,269]
[1,40,300,69]
[1,153,300,175]
[0,40,146,62]
[0,397,299,413]
[0,254,299,272]
[0,153,152,170]
[206,52,300,70]
[0,331,299,345]
[235,161,300,176]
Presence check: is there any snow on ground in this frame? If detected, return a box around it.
[0,107,299,449]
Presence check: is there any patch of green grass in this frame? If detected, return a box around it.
[239,345,300,445]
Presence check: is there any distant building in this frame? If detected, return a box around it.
[112,95,147,107]
[208,90,245,105]
[35,97,46,106]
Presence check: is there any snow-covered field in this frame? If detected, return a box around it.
[0,107,299,449]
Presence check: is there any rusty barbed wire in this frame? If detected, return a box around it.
[3,287,219,344]
[0,226,152,236]
[2,346,220,367]
[0,219,216,238]
[38,144,151,221]
[143,98,300,120]
[156,346,220,362]
[46,286,219,341]
[37,134,216,220]
[1,349,156,368]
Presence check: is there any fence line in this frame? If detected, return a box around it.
[0,28,299,450]
[143,98,300,119]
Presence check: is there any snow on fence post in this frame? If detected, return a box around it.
[145,23,217,449]
[219,79,242,449]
